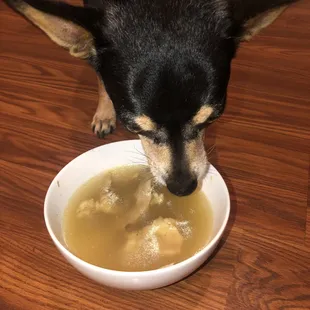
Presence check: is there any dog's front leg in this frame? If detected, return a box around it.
[91,76,116,138]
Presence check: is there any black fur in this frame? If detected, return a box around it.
[4,0,298,195]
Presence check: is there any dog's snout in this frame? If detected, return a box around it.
[166,177,198,196]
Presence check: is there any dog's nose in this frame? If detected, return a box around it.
[166,178,198,196]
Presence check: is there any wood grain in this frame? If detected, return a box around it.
[1,1,309,309]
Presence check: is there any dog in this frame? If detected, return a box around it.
[4,0,298,196]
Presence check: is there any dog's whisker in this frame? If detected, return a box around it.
[133,147,152,162]
[127,156,147,165]
[206,144,216,155]
[127,150,145,157]
[127,149,151,162]
[133,146,148,157]
[128,160,147,166]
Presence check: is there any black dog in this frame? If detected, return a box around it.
[4,0,297,196]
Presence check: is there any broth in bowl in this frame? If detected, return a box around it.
[63,165,213,272]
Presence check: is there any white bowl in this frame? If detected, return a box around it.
[44,140,230,290]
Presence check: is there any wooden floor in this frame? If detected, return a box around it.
[1,1,309,309]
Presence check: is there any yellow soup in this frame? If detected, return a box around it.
[63,165,213,271]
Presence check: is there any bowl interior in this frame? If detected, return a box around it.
[45,140,230,260]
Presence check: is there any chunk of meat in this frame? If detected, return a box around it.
[96,190,120,214]
[77,169,152,219]
[123,217,184,266]
[153,218,184,256]
[99,171,112,196]
[125,178,152,226]
[150,191,164,205]
[76,199,96,218]
[176,221,192,238]
[76,189,121,217]
[77,171,122,217]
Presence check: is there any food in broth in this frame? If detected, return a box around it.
[63,165,213,271]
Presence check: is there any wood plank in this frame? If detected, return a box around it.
[1,0,309,309]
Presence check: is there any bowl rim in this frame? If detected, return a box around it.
[44,139,230,276]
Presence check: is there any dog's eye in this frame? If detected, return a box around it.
[206,114,218,124]
[196,122,208,130]
[125,123,141,133]
[185,128,200,140]
[140,131,166,144]
[195,117,216,131]
[184,123,210,140]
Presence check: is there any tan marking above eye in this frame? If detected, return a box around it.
[134,115,157,132]
[192,106,213,125]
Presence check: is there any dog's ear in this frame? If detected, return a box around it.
[4,0,101,59]
[241,6,288,41]
[233,0,297,41]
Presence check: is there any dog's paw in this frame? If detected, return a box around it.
[91,111,116,138]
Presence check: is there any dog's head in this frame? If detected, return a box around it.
[5,0,287,195]
[114,54,230,196]
[92,1,236,196]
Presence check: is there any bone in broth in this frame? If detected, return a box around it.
[63,165,213,271]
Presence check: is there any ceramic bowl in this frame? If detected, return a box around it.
[44,140,230,290]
